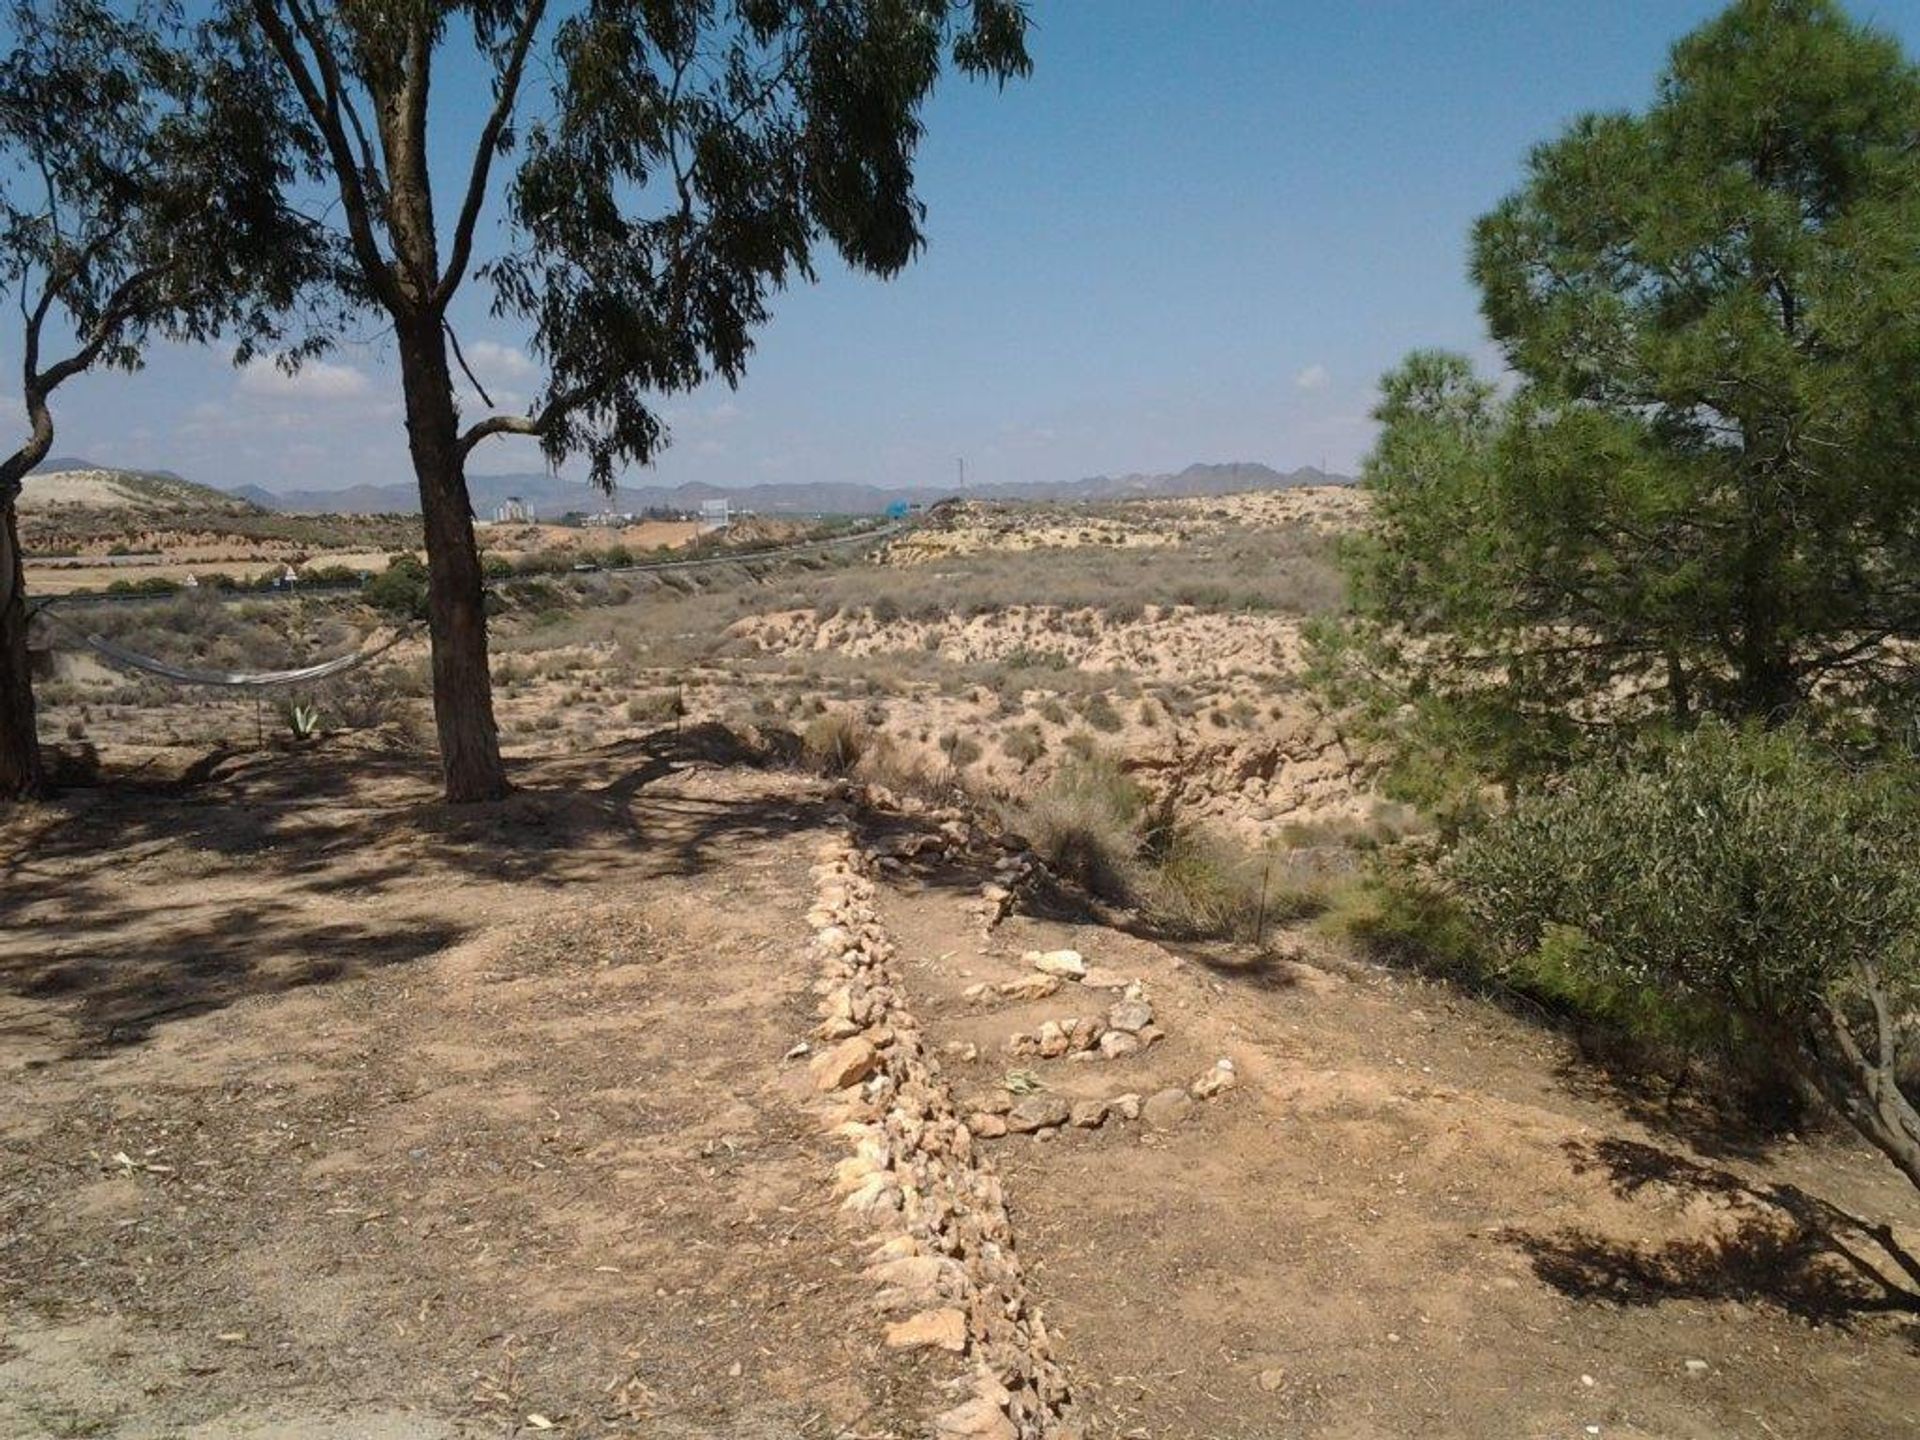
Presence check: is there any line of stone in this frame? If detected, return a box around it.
[802,831,1079,1440]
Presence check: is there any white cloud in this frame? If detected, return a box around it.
[466,340,538,380]
[238,356,372,400]
[1294,363,1330,393]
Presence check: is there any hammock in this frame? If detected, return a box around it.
[82,627,409,690]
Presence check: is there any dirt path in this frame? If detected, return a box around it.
[870,838,1920,1439]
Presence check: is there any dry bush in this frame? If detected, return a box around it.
[318,663,428,731]
[78,592,372,672]
[1135,828,1267,939]
[626,690,686,726]
[1011,753,1146,903]
[803,710,869,776]
[1001,724,1046,766]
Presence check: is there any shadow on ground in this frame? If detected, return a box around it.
[1507,1136,1920,1339]
[0,722,831,1060]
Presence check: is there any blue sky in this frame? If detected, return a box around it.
[19,1,1920,496]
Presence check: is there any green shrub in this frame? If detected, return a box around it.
[300,562,364,586]
[104,575,184,597]
[1451,722,1920,1191]
[1314,867,1490,980]
[363,554,430,619]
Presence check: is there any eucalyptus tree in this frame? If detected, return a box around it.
[212,0,1031,802]
[0,0,315,800]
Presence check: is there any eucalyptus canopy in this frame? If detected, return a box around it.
[0,0,317,799]
[209,0,1031,801]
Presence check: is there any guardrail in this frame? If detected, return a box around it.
[33,518,906,614]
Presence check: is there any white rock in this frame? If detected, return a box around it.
[1192,1058,1238,1100]
[1098,1030,1141,1060]
[933,1395,1016,1440]
[997,973,1061,1001]
[1036,1021,1071,1059]
[1026,948,1087,979]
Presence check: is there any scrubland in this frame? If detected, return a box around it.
[10,486,1919,1440]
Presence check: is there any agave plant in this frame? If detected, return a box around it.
[281,700,322,742]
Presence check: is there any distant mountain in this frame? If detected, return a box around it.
[233,460,1351,517]
[973,461,1345,504]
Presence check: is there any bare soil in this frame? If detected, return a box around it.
[4,739,1918,1438]
[873,855,1920,1440]
[1,739,958,1439]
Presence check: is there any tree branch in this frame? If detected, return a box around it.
[434,0,547,312]
[456,382,592,462]
[444,320,494,408]
[248,0,399,310]
[283,0,382,195]
[31,264,164,394]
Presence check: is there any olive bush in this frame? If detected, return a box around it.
[1450,722,1920,1191]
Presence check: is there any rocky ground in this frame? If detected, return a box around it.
[3,736,1918,1439]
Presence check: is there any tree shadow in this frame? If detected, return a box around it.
[1545,1041,1804,1164]
[0,909,468,1059]
[1505,1136,1920,1339]
[0,722,832,1062]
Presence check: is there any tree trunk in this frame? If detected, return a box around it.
[396,316,508,803]
[1804,1007,1920,1196]
[0,491,46,801]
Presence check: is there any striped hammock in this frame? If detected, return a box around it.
[83,628,409,690]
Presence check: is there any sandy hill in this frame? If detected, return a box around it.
[20,462,262,517]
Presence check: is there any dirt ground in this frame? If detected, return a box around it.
[875,866,1920,1439]
[0,739,961,1439]
[4,739,1919,1438]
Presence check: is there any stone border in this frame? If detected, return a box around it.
[803,831,1077,1440]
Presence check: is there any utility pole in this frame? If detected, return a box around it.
[957,456,966,491]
